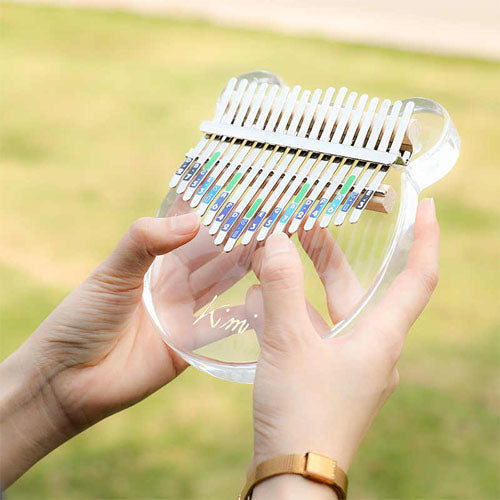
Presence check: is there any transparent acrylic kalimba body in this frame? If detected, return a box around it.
[143,72,460,384]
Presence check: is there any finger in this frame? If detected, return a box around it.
[253,250,332,336]
[246,284,330,346]
[259,233,313,347]
[366,198,440,344]
[94,214,200,289]
[245,285,264,341]
[167,194,226,272]
[306,300,331,337]
[298,225,364,323]
[251,246,265,280]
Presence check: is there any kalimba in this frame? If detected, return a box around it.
[143,71,460,383]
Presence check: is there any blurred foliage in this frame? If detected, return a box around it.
[1,3,499,499]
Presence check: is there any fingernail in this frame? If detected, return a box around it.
[170,212,200,234]
[423,197,436,218]
[265,232,292,257]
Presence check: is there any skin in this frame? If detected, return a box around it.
[0,199,439,498]
[252,198,439,498]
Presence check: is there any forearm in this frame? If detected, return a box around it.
[0,344,74,487]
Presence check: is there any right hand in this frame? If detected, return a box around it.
[251,198,439,498]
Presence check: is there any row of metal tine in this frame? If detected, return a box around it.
[169,78,415,252]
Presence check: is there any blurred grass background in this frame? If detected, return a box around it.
[1,2,499,498]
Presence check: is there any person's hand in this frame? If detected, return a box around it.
[251,198,439,498]
[0,203,253,486]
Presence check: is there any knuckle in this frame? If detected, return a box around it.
[128,217,151,243]
[371,329,404,367]
[419,267,439,294]
[390,370,400,394]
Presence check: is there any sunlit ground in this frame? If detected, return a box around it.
[1,3,499,498]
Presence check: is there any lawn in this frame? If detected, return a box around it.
[1,3,499,499]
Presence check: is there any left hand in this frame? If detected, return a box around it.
[0,210,252,486]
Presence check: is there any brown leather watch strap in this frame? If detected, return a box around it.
[239,452,348,499]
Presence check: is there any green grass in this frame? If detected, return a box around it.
[1,2,499,498]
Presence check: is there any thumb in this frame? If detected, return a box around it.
[259,233,313,349]
[92,213,200,290]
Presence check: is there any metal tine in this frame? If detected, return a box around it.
[343,94,369,145]
[220,86,308,250]
[320,87,349,143]
[197,83,280,219]
[176,79,249,194]
[213,77,239,123]
[319,94,371,228]
[287,86,351,234]
[257,88,329,239]
[337,98,390,215]
[241,87,326,245]
[335,98,391,225]
[207,85,293,234]
[378,100,403,152]
[276,86,304,133]
[334,96,381,226]
[309,86,336,139]
[189,82,268,208]
[205,85,288,229]
[302,91,360,231]
[238,88,325,246]
[354,97,381,149]
[366,99,392,150]
[250,87,336,240]
[245,83,268,126]
[233,82,259,126]
[214,85,305,245]
[349,100,403,224]
[389,101,415,154]
[179,79,247,193]
[169,77,238,188]
[182,80,259,201]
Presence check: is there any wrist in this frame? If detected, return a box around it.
[252,474,338,500]
[0,343,76,487]
[246,452,346,500]
[254,431,355,473]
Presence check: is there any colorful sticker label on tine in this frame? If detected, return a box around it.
[325,194,344,215]
[310,198,328,219]
[189,152,220,189]
[176,157,193,176]
[230,218,250,240]
[203,184,222,205]
[248,210,267,233]
[325,174,356,215]
[279,203,298,224]
[221,211,240,233]
[355,190,374,210]
[183,162,201,183]
[341,191,359,212]
[295,198,314,221]
[263,206,283,229]
[245,198,263,219]
[190,169,209,190]
[216,202,235,223]
[279,183,310,224]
